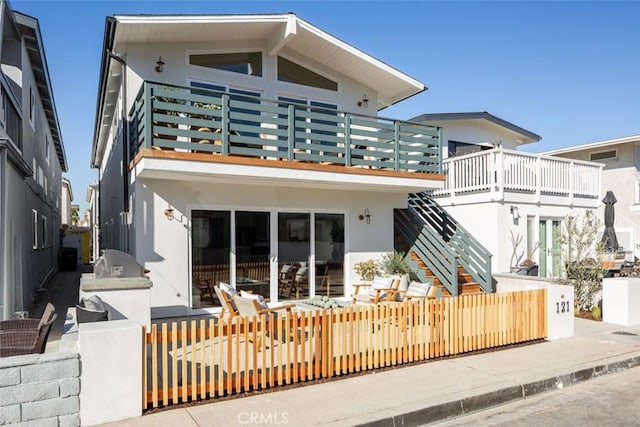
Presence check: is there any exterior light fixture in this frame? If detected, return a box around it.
[510,206,520,221]
[164,205,174,221]
[155,56,164,73]
[359,208,371,224]
[357,94,369,108]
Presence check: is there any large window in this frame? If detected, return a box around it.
[189,52,262,77]
[278,56,338,91]
[32,209,38,249]
[448,140,492,158]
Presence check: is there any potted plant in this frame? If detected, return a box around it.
[378,251,410,300]
[354,259,378,283]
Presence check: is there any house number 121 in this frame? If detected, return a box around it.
[556,300,571,314]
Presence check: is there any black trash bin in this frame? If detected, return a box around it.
[60,247,77,271]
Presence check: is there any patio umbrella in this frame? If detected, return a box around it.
[601,190,619,252]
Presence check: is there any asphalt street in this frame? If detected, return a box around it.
[433,366,640,426]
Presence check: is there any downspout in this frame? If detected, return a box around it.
[105,50,129,251]
[0,145,8,319]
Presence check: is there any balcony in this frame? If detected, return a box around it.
[432,148,603,207]
[128,82,444,191]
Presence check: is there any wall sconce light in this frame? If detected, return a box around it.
[359,208,372,224]
[510,205,520,221]
[357,94,369,108]
[164,205,174,221]
[155,56,164,73]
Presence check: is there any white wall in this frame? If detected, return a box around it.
[133,178,404,318]
[442,202,595,276]
[428,119,532,159]
[122,40,377,120]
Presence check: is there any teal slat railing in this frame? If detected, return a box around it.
[406,192,493,294]
[128,81,441,174]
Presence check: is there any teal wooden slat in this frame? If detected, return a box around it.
[350,117,394,130]
[398,123,440,137]
[349,127,393,140]
[293,153,347,164]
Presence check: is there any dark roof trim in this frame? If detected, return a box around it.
[408,112,541,142]
[13,11,67,171]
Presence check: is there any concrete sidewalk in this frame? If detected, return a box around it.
[100,317,640,427]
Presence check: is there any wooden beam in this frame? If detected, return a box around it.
[267,15,297,56]
[131,148,446,182]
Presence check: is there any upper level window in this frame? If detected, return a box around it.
[448,140,492,158]
[277,56,338,91]
[29,85,35,126]
[45,136,50,163]
[589,149,617,161]
[189,52,262,77]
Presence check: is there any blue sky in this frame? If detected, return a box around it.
[12,1,640,212]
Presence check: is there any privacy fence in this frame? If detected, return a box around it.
[143,289,546,410]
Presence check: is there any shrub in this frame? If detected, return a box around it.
[354,259,378,281]
[378,251,410,276]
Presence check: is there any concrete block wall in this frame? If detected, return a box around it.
[0,352,80,426]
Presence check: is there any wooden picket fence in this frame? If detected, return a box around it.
[143,289,547,409]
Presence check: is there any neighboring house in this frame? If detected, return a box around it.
[410,112,603,277]
[544,134,640,259]
[0,1,67,320]
[90,13,457,318]
[86,183,99,262]
[61,177,73,228]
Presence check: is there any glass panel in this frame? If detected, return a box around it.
[278,213,310,300]
[310,101,339,158]
[315,214,344,298]
[552,220,562,277]
[191,210,231,309]
[189,52,263,76]
[278,96,308,153]
[235,211,270,296]
[277,56,338,91]
[539,220,547,277]
[526,216,535,259]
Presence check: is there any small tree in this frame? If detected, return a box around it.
[556,211,607,311]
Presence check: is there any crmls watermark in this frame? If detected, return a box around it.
[237,412,289,425]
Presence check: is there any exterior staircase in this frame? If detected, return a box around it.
[394,192,493,296]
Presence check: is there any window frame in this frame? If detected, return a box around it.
[32,209,38,250]
[41,215,47,249]
[29,84,35,128]
[589,149,618,161]
[186,48,265,81]
[276,53,340,93]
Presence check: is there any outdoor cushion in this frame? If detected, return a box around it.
[368,276,394,299]
[405,281,431,298]
[219,282,238,299]
[240,290,269,310]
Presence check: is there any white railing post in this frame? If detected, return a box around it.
[449,159,456,202]
[497,148,505,201]
[568,162,574,205]
[535,156,541,203]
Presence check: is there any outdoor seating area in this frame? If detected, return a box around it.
[0,303,57,357]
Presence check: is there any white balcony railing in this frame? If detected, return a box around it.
[432,148,602,202]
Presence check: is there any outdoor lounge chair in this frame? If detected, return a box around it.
[0,303,57,357]
[213,284,240,320]
[396,280,437,302]
[351,276,400,304]
[233,295,297,348]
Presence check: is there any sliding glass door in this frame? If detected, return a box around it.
[191,209,344,308]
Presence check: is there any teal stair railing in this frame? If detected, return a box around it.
[395,193,493,296]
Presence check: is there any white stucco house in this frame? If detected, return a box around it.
[410,112,604,277]
[61,177,73,228]
[545,134,640,260]
[90,13,494,319]
[0,1,67,319]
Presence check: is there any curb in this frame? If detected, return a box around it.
[357,355,640,427]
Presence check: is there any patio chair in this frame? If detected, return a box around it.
[233,295,297,348]
[396,281,437,302]
[213,283,240,320]
[277,263,297,297]
[351,276,400,304]
[280,265,308,299]
[0,303,57,357]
